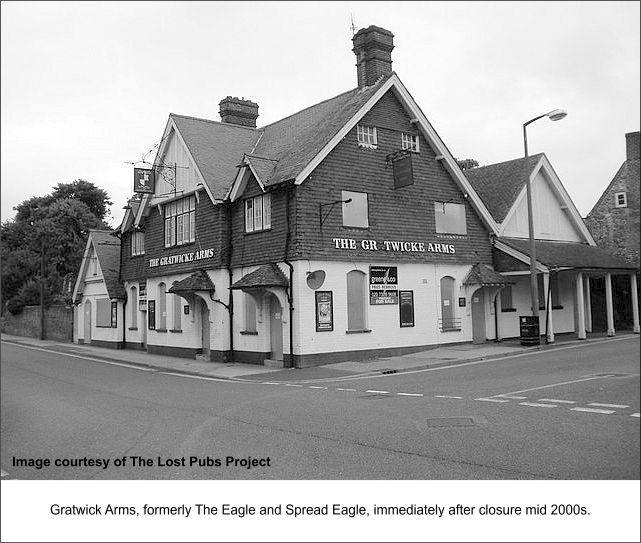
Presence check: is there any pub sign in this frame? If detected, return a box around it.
[134,168,155,194]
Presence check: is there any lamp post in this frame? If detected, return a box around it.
[523,109,567,343]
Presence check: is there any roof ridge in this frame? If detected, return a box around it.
[170,113,262,132]
[467,153,545,173]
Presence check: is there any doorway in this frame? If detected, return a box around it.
[471,288,486,344]
[83,300,92,344]
[200,298,210,358]
[268,294,283,361]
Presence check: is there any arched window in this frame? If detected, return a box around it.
[346,270,367,331]
[130,286,138,328]
[158,282,167,330]
[172,294,182,331]
[440,276,457,331]
[244,292,257,333]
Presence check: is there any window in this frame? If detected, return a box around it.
[342,190,369,228]
[435,202,467,235]
[615,192,627,208]
[346,270,368,331]
[357,124,377,148]
[172,294,182,331]
[164,195,196,247]
[401,132,419,152]
[158,283,167,330]
[96,299,112,327]
[131,231,145,256]
[440,276,459,331]
[244,193,271,233]
[243,292,257,333]
[90,250,98,275]
[500,286,515,312]
[130,286,138,328]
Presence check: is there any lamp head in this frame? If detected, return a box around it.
[546,109,567,121]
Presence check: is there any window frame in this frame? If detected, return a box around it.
[357,124,378,148]
[244,193,272,233]
[131,230,145,256]
[341,190,369,228]
[614,192,627,208]
[401,132,420,153]
[164,195,196,248]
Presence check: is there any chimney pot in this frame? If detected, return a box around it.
[352,25,394,89]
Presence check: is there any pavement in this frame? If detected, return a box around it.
[1,330,638,383]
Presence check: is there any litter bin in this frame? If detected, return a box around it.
[519,316,540,346]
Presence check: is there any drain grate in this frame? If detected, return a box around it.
[380,369,397,374]
[426,416,476,428]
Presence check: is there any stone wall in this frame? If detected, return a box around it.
[1,305,74,341]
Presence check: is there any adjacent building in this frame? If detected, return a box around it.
[72,26,640,367]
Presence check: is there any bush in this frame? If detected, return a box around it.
[6,296,25,315]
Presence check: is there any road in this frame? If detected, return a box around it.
[1,336,639,480]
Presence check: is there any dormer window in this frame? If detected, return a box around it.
[357,125,377,148]
[244,193,271,233]
[615,192,627,208]
[401,132,419,152]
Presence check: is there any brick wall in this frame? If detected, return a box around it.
[1,305,73,341]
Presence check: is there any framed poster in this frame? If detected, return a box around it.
[148,300,156,330]
[369,265,398,305]
[399,290,414,327]
[315,291,333,332]
[110,301,118,328]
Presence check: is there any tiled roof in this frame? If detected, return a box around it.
[252,76,389,185]
[90,230,124,299]
[245,155,278,186]
[464,154,544,223]
[498,237,636,270]
[463,263,512,286]
[168,269,216,293]
[170,114,262,200]
[231,263,289,289]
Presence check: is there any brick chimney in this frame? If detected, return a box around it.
[625,131,640,161]
[352,25,394,89]
[218,96,259,128]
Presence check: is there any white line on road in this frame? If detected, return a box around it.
[435,395,463,399]
[261,382,281,385]
[519,402,557,408]
[397,392,424,397]
[336,388,356,391]
[366,390,389,394]
[498,395,528,400]
[496,375,607,398]
[284,384,303,387]
[588,403,629,409]
[308,386,328,389]
[475,398,510,403]
[571,407,616,415]
[538,398,577,404]
[631,413,640,418]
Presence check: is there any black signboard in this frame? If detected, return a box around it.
[393,154,414,188]
[111,301,118,328]
[399,290,414,327]
[148,300,156,330]
[315,291,333,332]
[370,290,399,305]
[134,168,155,194]
[370,266,398,305]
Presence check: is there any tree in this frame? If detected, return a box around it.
[1,180,111,314]
[456,158,480,171]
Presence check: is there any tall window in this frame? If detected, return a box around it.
[342,190,369,228]
[130,286,138,328]
[435,202,467,235]
[244,193,272,233]
[500,285,514,312]
[357,124,377,148]
[164,195,196,247]
[172,294,182,331]
[131,231,145,256]
[244,293,257,333]
[440,276,458,331]
[158,283,167,330]
[346,270,367,331]
[96,299,112,328]
[401,132,419,152]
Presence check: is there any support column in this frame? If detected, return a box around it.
[495,290,503,341]
[605,272,615,337]
[576,272,586,339]
[584,276,593,333]
[631,273,640,334]
[543,273,554,343]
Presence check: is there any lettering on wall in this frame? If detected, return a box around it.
[149,248,215,268]
[332,238,455,254]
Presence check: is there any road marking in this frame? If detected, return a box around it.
[475,398,510,403]
[496,375,607,397]
[284,384,302,387]
[631,413,640,418]
[397,392,424,397]
[261,382,281,385]
[519,402,557,408]
[538,398,577,404]
[308,386,328,389]
[588,403,629,409]
[366,390,389,394]
[435,395,463,399]
[498,395,528,400]
[571,407,615,415]
[336,388,356,392]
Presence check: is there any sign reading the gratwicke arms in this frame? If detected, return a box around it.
[149,248,215,268]
[332,238,456,254]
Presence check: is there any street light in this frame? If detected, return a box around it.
[523,109,567,344]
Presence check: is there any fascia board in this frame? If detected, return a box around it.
[389,76,499,235]
[228,165,251,202]
[539,155,596,245]
[494,239,549,273]
[118,208,132,234]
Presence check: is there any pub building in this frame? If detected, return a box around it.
[73,25,639,367]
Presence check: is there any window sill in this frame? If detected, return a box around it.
[170,329,182,333]
[163,241,196,250]
[244,228,272,236]
[552,306,564,310]
[346,329,372,334]
[240,330,258,335]
[128,327,138,331]
[441,328,462,333]
[155,328,167,333]
[358,143,377,150]
[130,254,145,258]
[501,308,517,313]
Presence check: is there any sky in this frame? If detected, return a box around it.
[1,1,639,228]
